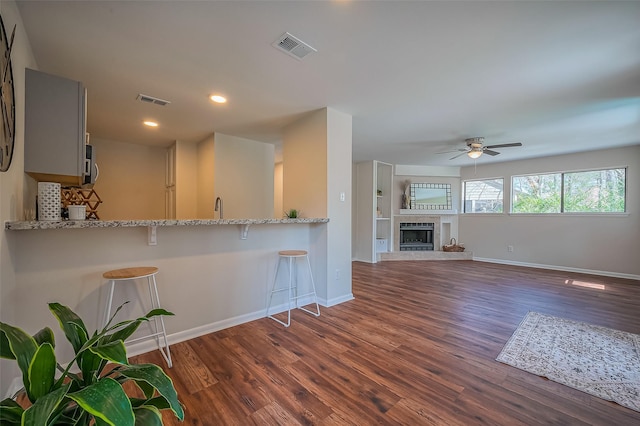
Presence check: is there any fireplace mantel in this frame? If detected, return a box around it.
[399,209,457,215]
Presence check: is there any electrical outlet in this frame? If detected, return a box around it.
[335,269,341,280]
[507,245,514,252]
[148,226,157,246]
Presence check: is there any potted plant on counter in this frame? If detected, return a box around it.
[0,302,184,425]
[284,208,300,219]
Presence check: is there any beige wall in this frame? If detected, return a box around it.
[0,2,352,399]
[196,136,215,218]
[92,133,273,220]
[212,133,275,219]
[282,110,328,217]
[274,162,283,218]
[91,138,166,220]
[174,141,198,219]
[0,0,38,396]
[459,145,640,277]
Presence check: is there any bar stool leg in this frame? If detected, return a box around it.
[267,256,294,327]
[103,280,116,328]
[149,274,172,368]
[267,257,281,321]
[267,252,320,327]
[298,255,320,317]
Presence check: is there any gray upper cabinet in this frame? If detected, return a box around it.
[25,68,87,185]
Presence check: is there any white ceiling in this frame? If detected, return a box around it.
[15,1,640,166]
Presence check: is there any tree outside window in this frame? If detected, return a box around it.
[511,168,625,214]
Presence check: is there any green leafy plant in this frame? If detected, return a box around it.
[284,208,299,219]
[0,302,184,425]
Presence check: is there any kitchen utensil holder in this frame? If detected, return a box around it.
[37,182,61,221]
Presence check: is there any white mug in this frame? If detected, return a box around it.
[68,205,86,221]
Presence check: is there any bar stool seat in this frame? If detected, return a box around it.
[267,250,320,327]
[103,266,172,367]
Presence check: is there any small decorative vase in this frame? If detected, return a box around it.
[401,193,409,209]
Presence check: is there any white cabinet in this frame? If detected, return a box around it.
[24,68,87,185]
[355,160,393,263]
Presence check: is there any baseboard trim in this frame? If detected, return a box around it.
[323,293,355,307]
[473,257,640,281]
[126,293,354,358]
[127,305,269,357]
[4,377,23,399]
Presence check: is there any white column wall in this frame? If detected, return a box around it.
[283,108,353,305]
[325,108,353,302]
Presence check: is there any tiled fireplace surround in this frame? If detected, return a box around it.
[394,215,445,251]
[381,214,472,261]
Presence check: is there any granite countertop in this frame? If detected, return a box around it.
[5,218,329,231]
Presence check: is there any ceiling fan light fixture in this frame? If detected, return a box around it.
[210,94,227,104]
[467,149,483,159]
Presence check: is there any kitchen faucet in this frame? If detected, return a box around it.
[214,197,223,219]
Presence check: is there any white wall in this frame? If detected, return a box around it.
[326,108,353,302]
[213,133,274,219]
[459,145,640,278]
[91,138,166,220]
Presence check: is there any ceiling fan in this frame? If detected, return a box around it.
[444,137,523,160]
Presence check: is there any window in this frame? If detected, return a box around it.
[464,178,503,213]
[512,173,561,213]
[563,168,626,213]
[512,168,626,214]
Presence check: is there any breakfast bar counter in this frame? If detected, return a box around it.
[4,217,329,231]
[4,215,345,367]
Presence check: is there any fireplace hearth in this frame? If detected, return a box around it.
[399,222,434,251]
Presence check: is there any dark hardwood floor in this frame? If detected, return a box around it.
[132,260,640,425]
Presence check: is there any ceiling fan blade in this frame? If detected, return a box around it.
[449,151,468,160]
[485,142,522,149]
[437,148,466,154]
[483,149,500,156]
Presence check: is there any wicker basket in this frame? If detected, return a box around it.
[443,238,465,252]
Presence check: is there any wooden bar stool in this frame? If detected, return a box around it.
[267,250,320,327]
[103,266,172,367]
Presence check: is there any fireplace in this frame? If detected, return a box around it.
[399,222,434,251]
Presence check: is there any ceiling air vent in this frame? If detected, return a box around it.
[272,32,317,60]
[136,94,171,106]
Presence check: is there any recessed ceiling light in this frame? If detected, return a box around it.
[143,121,158,127]
[210,95,227,104]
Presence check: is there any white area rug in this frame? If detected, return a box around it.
[496,311,640,412]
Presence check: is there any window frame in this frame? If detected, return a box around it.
[510,166,627,215]
[462,177,505,214]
